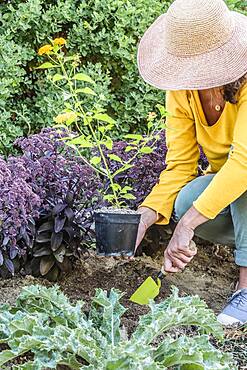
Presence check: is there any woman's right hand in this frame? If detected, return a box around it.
[135,207,159,254]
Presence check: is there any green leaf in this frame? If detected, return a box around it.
[133,287,225,345]
[53,73,64,82]
[139,146,153,154]
[125,146,136,152]
[107,154,122,163]
[94,113,115,125]
[156,104,167,117]
[72,73,94,84]
[124,134,142,141]
[121,193,136,200]
[90,156,101,166]
[113,164,134,177]
[75,87,97,96]
[0,285,235,370]
[98,124,114,133]
[121,186,133,193]
[104,139,113,150]
[69,136,93,148]
[111,183,121,192]
[103,194,115,202]
[0,350,20,366]
[89,289,126,346]
[36,62,58,69]
[12,361,37,369]
[155,335,235,370]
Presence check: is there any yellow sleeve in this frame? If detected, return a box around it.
[194,84,247,219]
[140,90,200,225]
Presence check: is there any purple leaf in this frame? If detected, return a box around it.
[64,226,74,241]
[9,246,18,260]
[65,191,74,206]
[0,251,3,266]
[52,203,67,216]
[64,207,75,222]
[51,232,63,251]
[22,231,32,248]
[36,232,51,243]
[33,246,51,257]
[2,236,10,247]
[54,216,66,233]
[4,259,15,275]
[38,221,53,234]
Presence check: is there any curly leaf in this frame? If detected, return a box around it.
[133,287,224,344]
[154,335,236,370]
[90,288,126,346]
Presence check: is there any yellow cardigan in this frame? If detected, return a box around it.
[141,83,247,225]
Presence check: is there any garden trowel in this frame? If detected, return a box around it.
[130,240,197,305]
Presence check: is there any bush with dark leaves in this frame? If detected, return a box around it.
[0,128,103,278]
[0,158,40,276]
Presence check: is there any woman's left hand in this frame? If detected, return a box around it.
[164,206,208,272]
[164,222,196,272]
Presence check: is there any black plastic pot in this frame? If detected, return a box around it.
[95,211,141,257]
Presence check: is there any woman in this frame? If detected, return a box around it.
[135,0,247,325]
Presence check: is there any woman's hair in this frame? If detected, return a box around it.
[222,73,247,104]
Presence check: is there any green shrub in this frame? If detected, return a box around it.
[0,0,246,154]
[0,0,169,154]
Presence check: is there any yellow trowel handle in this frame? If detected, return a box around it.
[157,240,197,279]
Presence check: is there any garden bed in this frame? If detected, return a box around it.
[1,241,246,369]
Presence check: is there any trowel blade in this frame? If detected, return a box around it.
[130,276,161,305]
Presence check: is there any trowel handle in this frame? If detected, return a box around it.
[157,240,197,279]
[157,266,167,280]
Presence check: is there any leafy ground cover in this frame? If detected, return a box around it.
[0,242,246,369]
[0,283,236,369]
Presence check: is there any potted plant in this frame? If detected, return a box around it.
[37,39,167,256]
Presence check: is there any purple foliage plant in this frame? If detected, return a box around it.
[0,128,103,277]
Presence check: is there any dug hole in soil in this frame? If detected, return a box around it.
[0,227,246,369]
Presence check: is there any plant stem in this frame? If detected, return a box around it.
[58,58,120,207]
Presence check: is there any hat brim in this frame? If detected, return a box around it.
[138,11,247,90]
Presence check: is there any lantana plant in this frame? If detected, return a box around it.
[37,39,167,208]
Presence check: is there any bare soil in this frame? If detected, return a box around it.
[0,240,246,369]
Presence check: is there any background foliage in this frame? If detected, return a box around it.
[1,0,246,155]
[0,0,169,155]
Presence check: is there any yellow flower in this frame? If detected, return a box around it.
[38,44,53,55]
[54,112,77,124]
[52,37,66,46]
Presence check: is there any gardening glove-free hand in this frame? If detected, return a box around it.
[164,222,197,272]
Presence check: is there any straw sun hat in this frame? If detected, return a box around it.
[138,0,247,90]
